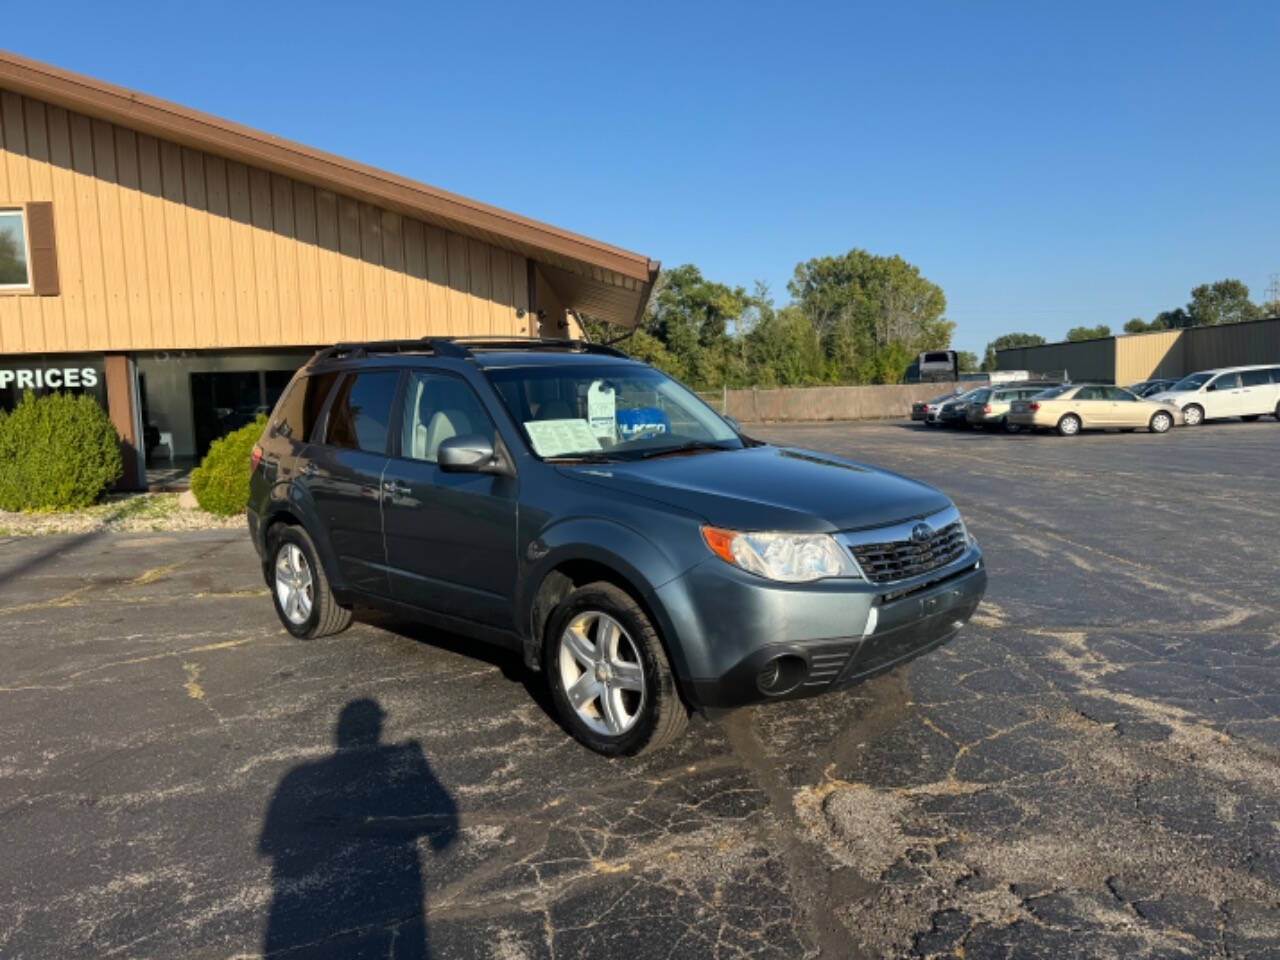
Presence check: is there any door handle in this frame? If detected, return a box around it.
[383,480,410,496]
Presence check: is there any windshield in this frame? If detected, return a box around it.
[485,363,743,461]
[1169,373,1211,391]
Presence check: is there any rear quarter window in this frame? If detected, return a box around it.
[272,371,338,442]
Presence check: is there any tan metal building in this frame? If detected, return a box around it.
[996,318,1280,386]
[0,50,658,487]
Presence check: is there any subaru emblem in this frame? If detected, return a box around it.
[911,522,933,543]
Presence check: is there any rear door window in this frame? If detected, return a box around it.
[324,371,400,454]
[1240,369,1271,387]
[1075,386,1106,400]
[1105,387,1138,401]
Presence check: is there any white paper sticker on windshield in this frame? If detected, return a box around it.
[587,381,616,442]
[523,419,603,458]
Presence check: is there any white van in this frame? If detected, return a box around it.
[1150,364,1280,425]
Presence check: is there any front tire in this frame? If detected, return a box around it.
[1183,404,1204,426]
[1149,411,1173,434]
[546,581,688,757]
[1057,414,1081,437]
[267,525,352,639]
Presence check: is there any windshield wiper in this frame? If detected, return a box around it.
[545,453,621,464]
[637,440,736,460]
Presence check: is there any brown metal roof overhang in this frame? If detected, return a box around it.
[0,49,659,328]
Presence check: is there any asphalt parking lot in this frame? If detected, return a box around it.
[2,418,1278,959]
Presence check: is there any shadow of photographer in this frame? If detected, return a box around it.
[259,699,457,958]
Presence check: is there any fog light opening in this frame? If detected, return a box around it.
[756,655,807,696]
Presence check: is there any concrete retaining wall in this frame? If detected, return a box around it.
[727,381,968,422]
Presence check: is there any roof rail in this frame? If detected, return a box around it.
[427,336,631,359]
[311,336,632,365]
[314,339,444,363]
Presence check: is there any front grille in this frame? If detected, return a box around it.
[848,520,967,584]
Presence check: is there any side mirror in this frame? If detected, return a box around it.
[723,415,741,432]
[438,434,507,474]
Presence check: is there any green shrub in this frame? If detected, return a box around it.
[0,390,123,511]
[189,416,266,516]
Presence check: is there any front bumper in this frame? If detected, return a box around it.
[659,548,987,709]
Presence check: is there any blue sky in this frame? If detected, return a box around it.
[6,1,1278,354]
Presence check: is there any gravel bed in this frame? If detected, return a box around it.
[0,493,244,537]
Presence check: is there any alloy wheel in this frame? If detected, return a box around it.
[1183,405,1203,426]
[1151,412,1172,433]
[274,543,314,625]
[557,610,646,736]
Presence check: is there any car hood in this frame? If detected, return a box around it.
[558,445,952,533]
[1148,391,1189,404]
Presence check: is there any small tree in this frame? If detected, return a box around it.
[189,416,266,516]
[0,391,122,511]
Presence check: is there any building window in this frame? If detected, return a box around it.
[0,208,29,289]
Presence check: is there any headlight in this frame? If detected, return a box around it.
[701,527,862,582]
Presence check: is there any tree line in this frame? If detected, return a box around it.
[587,259,1277,388]
[979,278,1278,371]
[585,249,955,390]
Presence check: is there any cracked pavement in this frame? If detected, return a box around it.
[1,419,1278,958]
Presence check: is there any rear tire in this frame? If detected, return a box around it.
[546,581,688,757]
[1003,419,1021,434]
[1057,414,1081,437]
[1149,411,1173,434]
[267,524,352,639]
[1183,404,1204,426]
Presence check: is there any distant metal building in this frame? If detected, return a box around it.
[996,318,1280,384]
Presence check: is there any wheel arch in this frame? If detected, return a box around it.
[522,543,696,707]
[261,500,347,599]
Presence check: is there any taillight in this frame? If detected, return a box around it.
[923,404,932,412]
[1029,402,1040,412]
[250,444,263,471]
[983,404,992,414]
